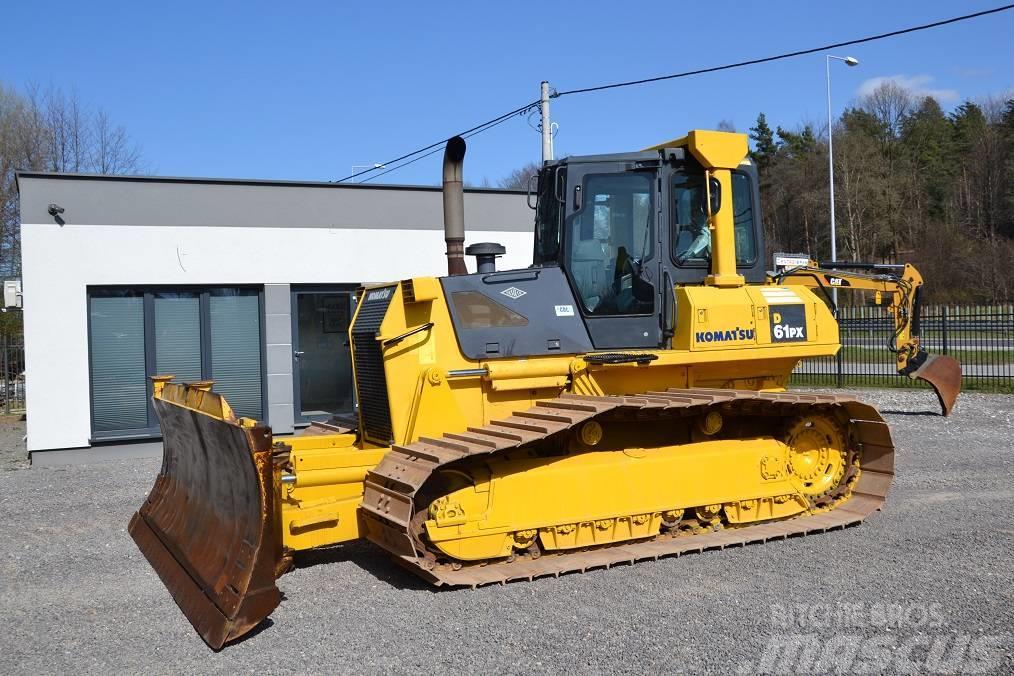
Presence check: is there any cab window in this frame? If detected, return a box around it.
[564,173,654,316]
[672,172,709,265]
[672,170,758,266]
[534,169,562,264]
[731,171,757,264]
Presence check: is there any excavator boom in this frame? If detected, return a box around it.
[773,258,962,415]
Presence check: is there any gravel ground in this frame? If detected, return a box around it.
[0,414,27,471]
[2,389,1012,674]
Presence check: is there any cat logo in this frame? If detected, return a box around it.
[769,305,807,342]
[824,274,850,287]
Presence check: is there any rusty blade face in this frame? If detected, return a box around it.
[128,396,282,650]
[911,354,963,416]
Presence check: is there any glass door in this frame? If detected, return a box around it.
[292,288,356,424]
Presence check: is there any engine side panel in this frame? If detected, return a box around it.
[440,266,593,359]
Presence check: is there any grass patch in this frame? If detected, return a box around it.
[790,374,1014,394]
[839,346,1014,363]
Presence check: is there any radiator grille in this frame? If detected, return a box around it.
[351,286,396,445]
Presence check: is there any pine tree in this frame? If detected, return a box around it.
[900,96,954,220]
[776,124,818,158]
[748,113,777,172]
[950,101,987,156]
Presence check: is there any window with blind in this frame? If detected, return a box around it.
[88,287,264,439]
[154,292,203,383]
[210,289,262,421]
[89,291,148,433]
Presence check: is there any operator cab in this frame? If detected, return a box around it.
[533,148,765,349]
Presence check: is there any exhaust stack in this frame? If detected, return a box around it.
[443,136,468,276]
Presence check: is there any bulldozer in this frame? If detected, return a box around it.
[129,130,962,649]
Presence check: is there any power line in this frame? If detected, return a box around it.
[334,100,539,183]
[360,110,530,183]
[555,4,1014,97]
[343,4,1013,183]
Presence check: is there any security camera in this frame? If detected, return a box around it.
[47,203,65,216]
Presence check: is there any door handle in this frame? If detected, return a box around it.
[293,351,305,358]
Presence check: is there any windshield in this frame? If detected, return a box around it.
[564,172,654,316]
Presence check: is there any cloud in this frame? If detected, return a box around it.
[856,74,959,103]
[952,66,992,79]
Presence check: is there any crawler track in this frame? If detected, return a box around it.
[361,389,895,587]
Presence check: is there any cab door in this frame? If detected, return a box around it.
[560,161,662,349]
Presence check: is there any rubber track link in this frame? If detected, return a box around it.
[361,389,895,587]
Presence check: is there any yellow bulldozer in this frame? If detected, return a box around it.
[129,130,962,649]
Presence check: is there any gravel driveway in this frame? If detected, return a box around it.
[2,389,1012,674]
[0,414,27,471]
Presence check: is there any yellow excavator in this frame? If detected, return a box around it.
[129,130,962,649]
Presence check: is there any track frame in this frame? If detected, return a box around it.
[361,389,895,587]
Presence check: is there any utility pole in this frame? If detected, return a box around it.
[540,81,553,164]
[826,58,836,277]
[825,55,859,307]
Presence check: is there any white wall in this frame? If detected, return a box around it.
[21,222,533,451]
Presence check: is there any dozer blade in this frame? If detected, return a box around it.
[128,384,283,650]
[909,353,963,416]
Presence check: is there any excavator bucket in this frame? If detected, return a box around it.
[908,353,963,416]
[128,381,284,650]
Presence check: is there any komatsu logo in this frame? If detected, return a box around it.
[365,287,393,302]
[695,327,755,343]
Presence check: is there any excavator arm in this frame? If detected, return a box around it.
[770,258,962,415]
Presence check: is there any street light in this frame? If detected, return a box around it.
[350,163,386,183]
[826,54,859,305]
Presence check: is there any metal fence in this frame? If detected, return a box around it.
[0,333,25,414]
[792,304,1014,392]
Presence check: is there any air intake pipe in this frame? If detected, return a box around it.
[443,136,468,276]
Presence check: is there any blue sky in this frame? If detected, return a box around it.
[5,1,1013,185]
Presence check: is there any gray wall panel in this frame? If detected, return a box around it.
[267,404,295,436]
[264,312,292,347]
[266,373,294,405]
[17,173,531,232]
[265,344,292,376]
[263,283,294,434]
[263,283,291,314]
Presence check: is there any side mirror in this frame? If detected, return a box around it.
[527,173,538,209]
[708,176,722,215]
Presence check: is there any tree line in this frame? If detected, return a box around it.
[0,82,142,277]
[750,81,1014,303]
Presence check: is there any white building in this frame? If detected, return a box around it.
[16,173,532,462]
